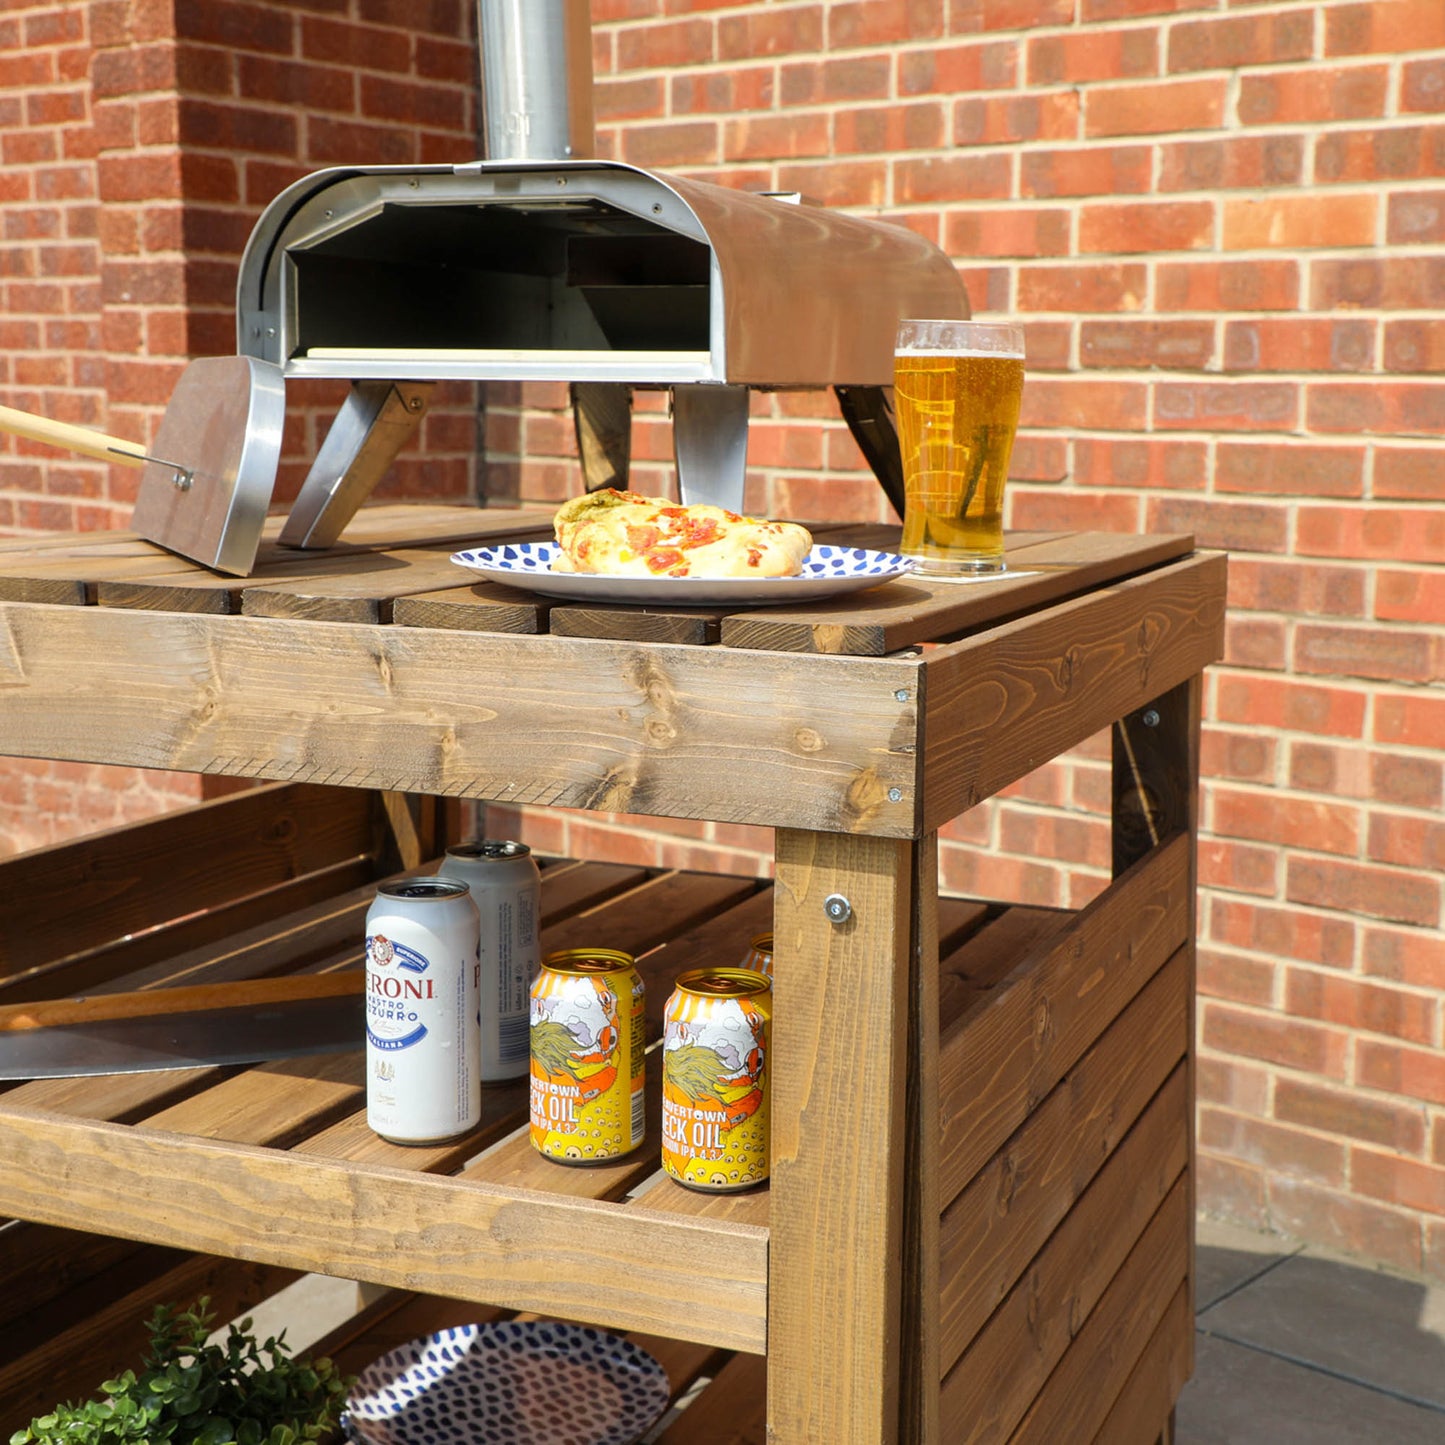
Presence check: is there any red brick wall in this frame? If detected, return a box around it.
[2,1,1443,1278]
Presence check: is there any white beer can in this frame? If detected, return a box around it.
[365,877,481,1144]
[437,839,541,1082]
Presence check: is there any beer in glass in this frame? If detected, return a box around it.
[894,318,1025,576]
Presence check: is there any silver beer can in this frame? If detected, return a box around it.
[365,877,481,1145]
[437,839,541,1082]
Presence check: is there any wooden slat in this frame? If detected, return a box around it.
[392,582,546,633]
[939,948,1191,1371]
[919,551,1226,831]
[0,604,920,834]
[0,783,379,976]
[938,904,1061,1031]
[657,1350,767,1443]
[1000,1178,1191,1445]
[939,1064,1190,1439]
[1089,1282,1193,1445]
[719,532,1197,656]
[938,832,1191,1203]
[0,1105,771,1352]
[768,829,914,1444]
[549,604,724,646]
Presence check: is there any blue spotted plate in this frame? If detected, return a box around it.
[450,540,913,605]
[342,1321,671,1445]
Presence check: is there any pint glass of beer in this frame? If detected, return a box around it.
[894,318,1025,576]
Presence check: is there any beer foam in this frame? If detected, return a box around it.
[895,345,1025,359]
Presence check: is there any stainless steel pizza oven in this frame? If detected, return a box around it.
[236,0,969,546]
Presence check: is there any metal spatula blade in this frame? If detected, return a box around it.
[129,355,286,576]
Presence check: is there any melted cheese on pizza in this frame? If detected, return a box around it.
[552,490,813,579]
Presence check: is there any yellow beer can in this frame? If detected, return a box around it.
[661,967,771,1192]
[741,931,773,978]
[529,948,645,1164]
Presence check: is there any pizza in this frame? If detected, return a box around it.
[552,489,813,579]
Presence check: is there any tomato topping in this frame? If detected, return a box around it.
[645,547,687,573]
[746,546,764,568]
[625,523,660,551]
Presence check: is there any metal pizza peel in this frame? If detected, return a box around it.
[0,355,285,576]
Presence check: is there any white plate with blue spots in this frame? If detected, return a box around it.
[342,1320,671,1445]
[450,540,913,605]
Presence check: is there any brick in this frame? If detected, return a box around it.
[996,808,1111,870]
[1197,947,1277,1008]
[1074,436,1207,490]
[1202,1001,1349,1078]
[1080,319,1214,370]
[1020,377,1148,432]
[1383,318,1445,372]
[1374,447,1445,500]
[1353,1151,1445,1218]
[1372,752,1443,811]
[779,55,889,106]
[940,847,1064,908]
[1027,27,1158,86]
[1317,124,1445,184]
[670,67,775,114]
[1377,568,1445,626]
[1170,10,1313,73]
[1086,77,1226,137]
[899,38,1017,95]
[1223,615,1287,670]
[359,75,465,131]
[1362,925,1445,991]
[1079,199,1214,254]
[619,16,714,68]
[1159,134,1304,192]
[953,91,1079,147]
[1375,694,1445,752]
[945,207,1070,259]
[296,114,417,165]
[1158,258,1299,310]
[971,0,1074,30]
[1208,896,1355,970]
[1200,1109,1346,1188]
[1288,856,1439,929]
[1310,255,1445,310]
[1295,622,1443,685]
[1021,144,1152,198]
[827,0,943,48]
[1402,57,1445,113]
[1154,383,1299,435]
[1389,191,1445,246]
[1239,64,1389,125]
[1224,193,1377,251]
[1358,1041,1445,1107]
[1285,967,1436,1045]
[1228,557,1366,620]
[1326,0,1445,57]
[616,119,716,168]
[1212,786,1360,856]
[1198,837,1279,896]
[1267,1177,1426,1277]
[1201,727,1278,784]
[1216,675,1367,737]
[1224,318,1374,374]
[1017,262,1148,313]
[1368,812,1445,876]
[1197,1054,1272,1116]
[1297,504,1445,563]
[1003,433,1068,480]
[1196,1153,1268,1226]
[717,6,822,61]
[1216,443,1365,499]
[775,159,886,208]
[1007,487,1142,535]
[1309,381,1445,435]
[895,152,1012,204]
[832,100,945,154]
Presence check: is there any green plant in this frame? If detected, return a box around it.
[10,1298,351,1445]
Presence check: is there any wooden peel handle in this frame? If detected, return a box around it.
[0,970,362,1033]
[0,402,147,467]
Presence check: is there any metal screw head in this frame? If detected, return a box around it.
[1142,708,1161,727]
[894,688,909,702]
[824,893,852,924]
[888,787,903,803]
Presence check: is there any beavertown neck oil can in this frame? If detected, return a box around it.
[529,949,645,1165]
[661,967,771,1192]
[365,878,481,1145]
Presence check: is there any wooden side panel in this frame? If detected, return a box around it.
[939,1066,1190,1440]
[1089,1283,1194,1445]
[920,553,1226,831]
[1001,1178,1191,1445]
[0,783,379,976]
[768,829,914,1444]
[657,1351,767,1443]
[939,948,1191,1371]
[938,833,1191,1204]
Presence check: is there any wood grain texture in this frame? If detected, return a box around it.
[549,604,724,646]
[939,1065,1190,1439]
[1089,1288,1193,1445]
[919,552,1225,832]
[1002,1178,1191,1445]
[0,783,378,976]
[937,833,1191,1203]
[391,583,545,633]
[939,947,1191,1371]
[657,1350,767,1443]
[768,828,914,1444]
[0,1104,769,1352]
[718,532,1196,656]
[0,604,919,834]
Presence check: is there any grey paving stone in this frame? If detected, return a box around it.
[1194,1216,1297,1311]
[1176,1335,1445,1445]
[1197,1251,1445,1411]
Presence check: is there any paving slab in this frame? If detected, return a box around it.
[1197,1250,1445,1411]
[1194,1215,1298,1311]
[1176,1334,1445,1445]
